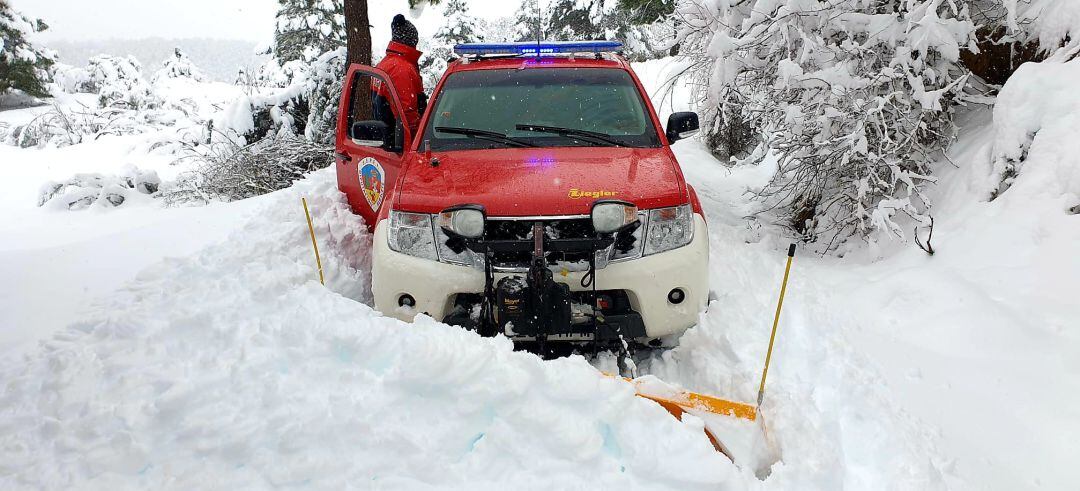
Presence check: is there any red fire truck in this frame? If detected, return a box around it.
[335,41,707,353]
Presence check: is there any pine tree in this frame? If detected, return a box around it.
[436,0,484,46]
[421,0,485,89]
[548,0,614,41]
[273,0,346,63]
[0,0,55,98]
[616,0,673,25]
[512,0,549,43]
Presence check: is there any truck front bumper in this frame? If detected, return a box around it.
[371,214,709,340]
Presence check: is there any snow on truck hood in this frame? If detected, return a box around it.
[393,147,688,216]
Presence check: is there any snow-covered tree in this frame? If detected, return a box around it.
[617,0,674,25]
[85,55,159,110]
[303,48,346,143]
[513,0,549,42]
[988,0,1080,52]
[519,0,667,60]
[678,0,975,249]
[548,0,616,41]
[0,0,55,98]
[273,0,346,63]
[421,0,485,89]
[152,48,208,83]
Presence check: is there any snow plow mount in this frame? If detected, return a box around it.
[439,202,643,355]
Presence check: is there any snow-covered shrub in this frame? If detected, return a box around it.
[0,1,54,99]
[168,134,334,203]
[4,104,153,148]
[215,48,343,145]
[86,55,160,110]
[49,62,93,93]
[37,167,161,210]
[151,48,208,83]
[992,0,1080,52]
[988,57,1080,203]
[678,0,975,249]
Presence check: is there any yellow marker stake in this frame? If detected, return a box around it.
[302,197,325,285]
[757,243,796,408]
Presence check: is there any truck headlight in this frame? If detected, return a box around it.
[387,210,438,260]
[643,204,693,255]
[438,205,486,239]
[591,200,638,234]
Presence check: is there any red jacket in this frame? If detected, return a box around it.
[373,41,424,135]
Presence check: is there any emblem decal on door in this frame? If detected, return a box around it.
[358,157,385,211]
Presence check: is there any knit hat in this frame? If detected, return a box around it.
[391,14,419,48]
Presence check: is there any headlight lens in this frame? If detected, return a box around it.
[387,210,438,260]
[437,206,485,239]
[434,224,475,265]
[591,200,638,234]
[643,204,693,255]
[611,211,647,261]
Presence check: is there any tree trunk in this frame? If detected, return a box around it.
[344,0,372,66]
[343,0,372,120]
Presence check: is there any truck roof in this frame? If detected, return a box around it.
[443,54,631,75]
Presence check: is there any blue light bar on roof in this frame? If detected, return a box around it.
[453,41,623,57]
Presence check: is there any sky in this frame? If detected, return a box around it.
[11,0,521,43]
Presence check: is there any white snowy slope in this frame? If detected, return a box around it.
[0,57,1077,490]
[639,56,1080,490]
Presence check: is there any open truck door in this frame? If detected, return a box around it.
[335,64,414,229]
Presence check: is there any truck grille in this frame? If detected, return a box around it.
[486,217,597,270]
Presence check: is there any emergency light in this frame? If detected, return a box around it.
[453,41,623,57]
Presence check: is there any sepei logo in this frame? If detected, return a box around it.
[358,157,385,212]
[568,188,618,199]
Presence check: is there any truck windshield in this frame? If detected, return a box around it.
[421,68,661,151]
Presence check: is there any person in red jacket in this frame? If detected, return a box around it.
[372,14,426,139]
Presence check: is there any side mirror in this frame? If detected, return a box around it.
[666,112,700,143]
[351,121,389,148]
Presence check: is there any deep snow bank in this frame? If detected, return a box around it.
[0,172,743,489]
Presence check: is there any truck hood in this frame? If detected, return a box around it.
[394,147,687,216]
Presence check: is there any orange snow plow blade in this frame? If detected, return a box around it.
[629,380,757,421]
[609,375,762,461]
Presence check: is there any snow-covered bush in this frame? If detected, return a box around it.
[0,1,55,99]
[151,48,208,83]
[49,62,93,94]
[678,0,975,249]
[37,167,161,210]
[168,134,333,203]
[989,56,1080,204]
[992,0,1080,51]
[214,48,344,145]
[3,104,155,148]
[86,55,160,110]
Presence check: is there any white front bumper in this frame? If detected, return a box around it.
[371,214,709,339]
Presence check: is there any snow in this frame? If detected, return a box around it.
[1,26,1078,491]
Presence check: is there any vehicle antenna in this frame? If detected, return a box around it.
[535,0,541,58]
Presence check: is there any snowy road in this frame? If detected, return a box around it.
[2,65,1078,489]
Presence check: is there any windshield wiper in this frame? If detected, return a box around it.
[434,126,536,148]
[515,124,626,147]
